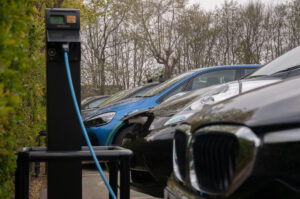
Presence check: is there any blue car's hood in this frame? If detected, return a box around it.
[82,97,151,121]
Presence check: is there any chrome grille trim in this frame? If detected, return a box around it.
[172,125,191,183]
[189,125,261,195]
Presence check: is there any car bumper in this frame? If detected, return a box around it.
[164,174,204,199]
[87,121,124,146]
[123,125,177,196]
[128,125,177,179]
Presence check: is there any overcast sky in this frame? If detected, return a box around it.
[189,0,292,11]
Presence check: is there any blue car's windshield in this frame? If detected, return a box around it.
[96,90,130,108]
[83,97,108,110]
[139,70,195,97]
[248,46,300,78]
[96,83,158,108]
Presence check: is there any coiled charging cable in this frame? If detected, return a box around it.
[63,47,117,199]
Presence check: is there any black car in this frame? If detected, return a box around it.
[166,75,300,199]
[122,46,300,197]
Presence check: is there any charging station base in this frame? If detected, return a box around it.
[15,146,132,199]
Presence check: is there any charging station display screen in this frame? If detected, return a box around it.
[50,16,64,24]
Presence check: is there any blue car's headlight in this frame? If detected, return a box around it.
[84,112,116,127]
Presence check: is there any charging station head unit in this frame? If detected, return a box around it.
[46,8,81,62]
[46,8,80,43]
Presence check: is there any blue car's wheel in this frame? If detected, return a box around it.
[113,125,136,146]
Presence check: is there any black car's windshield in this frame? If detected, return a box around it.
[248,46,300,78]
[139,70,196,97]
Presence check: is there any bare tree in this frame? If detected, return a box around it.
[81,0,129,94]
[131,0,187,79]
[81,0,299,96]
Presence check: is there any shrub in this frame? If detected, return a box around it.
[0,0,46,198]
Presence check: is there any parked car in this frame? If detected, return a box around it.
[122,46,300,197]
[166,75,300,199]
[83,65,259,146]
[81,96,96,105]
[81,95,110,110]
[81,82,159,118]
[97,82,160,109]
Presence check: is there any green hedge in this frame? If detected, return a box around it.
[0,0,86,197]
[0,0,46,198]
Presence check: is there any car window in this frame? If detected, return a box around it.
[84,98,107,109]
[248,46,300,77]
[81,97,94,105]
[96,84,154,108]
[140,70,195,97]
[189,69,236,90]
[97,90,129,108]
[128,83,158,98]
[158,81,188,103]
[244,68,256,76]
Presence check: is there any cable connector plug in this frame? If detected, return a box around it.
[62,43,69,52]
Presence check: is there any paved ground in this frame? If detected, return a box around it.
[82,169,158,199]
[38,164,159,199]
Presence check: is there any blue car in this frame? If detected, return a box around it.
[83,65,260,146]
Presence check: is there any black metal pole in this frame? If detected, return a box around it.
[120,157,130,199]
[109,162,118,199]
[15,152,29,199]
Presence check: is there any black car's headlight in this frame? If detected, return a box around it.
[84,112,116,128]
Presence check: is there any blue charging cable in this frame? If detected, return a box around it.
[64,50,117,199]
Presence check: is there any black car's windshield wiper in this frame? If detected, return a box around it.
[271,65,300,75]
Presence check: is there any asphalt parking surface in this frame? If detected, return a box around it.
[38,164,159,199]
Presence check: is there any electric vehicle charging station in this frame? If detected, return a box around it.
[46,8,82,199]
[15,8,132,199]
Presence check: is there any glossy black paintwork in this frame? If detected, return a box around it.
[122,78,282,192]
[124,53,300,196]
[123,78,290,197]
[186,76,300,132]
[166,76,300,198]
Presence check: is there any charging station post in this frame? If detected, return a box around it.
[15,8,132,199]
[46,8,82,199]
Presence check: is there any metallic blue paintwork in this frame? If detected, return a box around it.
[84,65,260,145]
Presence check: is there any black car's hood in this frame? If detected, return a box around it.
[186,76,300,133]
[152,85,220,117]
[149,77,280,129]
[153,77,280,118]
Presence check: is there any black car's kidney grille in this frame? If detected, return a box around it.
[193,132,239,193]
[174,131,187,181]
